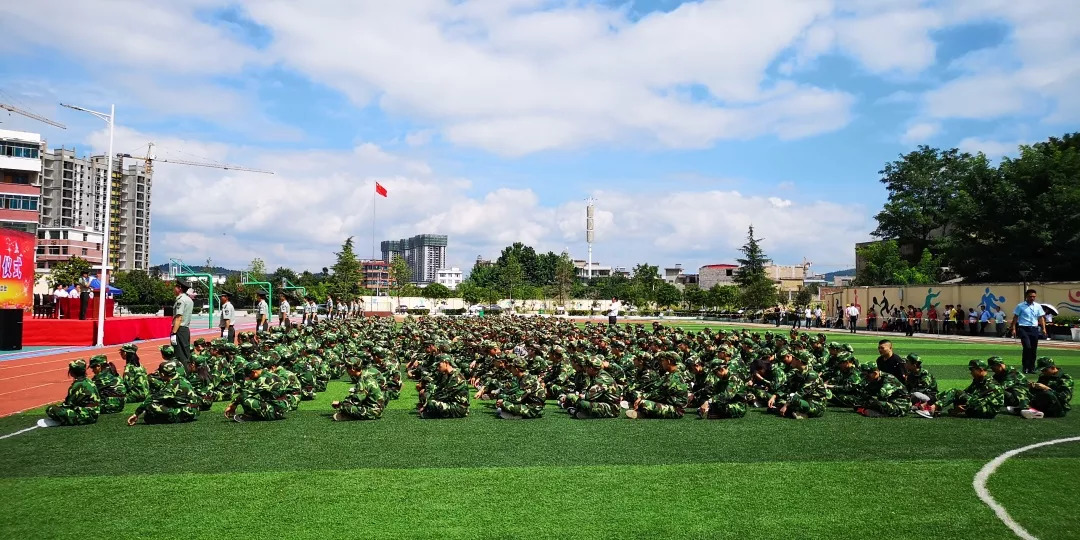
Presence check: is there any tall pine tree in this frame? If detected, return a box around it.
[735,225,778,309]
[329,236,363,302]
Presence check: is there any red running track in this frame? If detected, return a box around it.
[0,323,258,417]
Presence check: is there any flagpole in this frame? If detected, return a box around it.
[372,182,377,304]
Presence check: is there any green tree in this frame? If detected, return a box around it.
[423,282,451,300]
[48,256,93,289]
[247,258,267,282]
[655,282,681,309]
[389,256,412,304]
[793,286,813,308]
[707,285,740,311]
[682,284,706,309]
[459,283,484,305]
[740,279,778,310]
[734,225,777,309]
[854,240,940,286]
[631,264,659,306]
[553,252,576,305]
[500,254,524,301]
[497,243,540,284]
[270,266,299,287]
[872,146,969,257]
[328,236,363,302]
[465,262,500,288]
[201,257,214,274]
[535,251,561,286]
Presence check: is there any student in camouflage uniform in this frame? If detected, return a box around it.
[902,354,938,417]
[120,344,149,404]
[768,353,828,419]
[419,354,470,419]
[266,351,301,411]
[89,355,126,414]
[987,356,1030,413]
[854,363,910,417]
[496,356,546,419]
[563,355,620,419]
[332,359,385,421]
[186,355,216,411]
[126,360,200,425]
[225,361,290,422]
[824,354,862,407]
[626,351,688,419]
[697,358,747,419]
[44,360,100,426]
[747,358,786,407]
[1026,357,1073,418]
[935,359,1004,418]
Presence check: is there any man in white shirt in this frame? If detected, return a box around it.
[219,291,235,343]
[845,303,860,334]
[813,307,822,328]
[278,292,291,328]
[607,297,620,327]
[804,307,813,329]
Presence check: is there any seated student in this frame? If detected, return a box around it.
[902,354,938,418]
[120,344,149,404]
[126,361,200,425]
[987,356,1030,415]
[625,351,688,419]
[697,358,748,419]
[563,355,620,419]
[418,354,470,419]
[186,356,216,411]
[824,354,862,408]
[854,363,911,418]
[1022,357,1073,419]
[495,356,546,419]
[332,358,385,421]
[42,360,100,427]
[767,353,828,419]
[875,339,905,382]
[747,358,786,408]
[224,360,289,422]
[89,355,126,414]
[935,359,1004,418]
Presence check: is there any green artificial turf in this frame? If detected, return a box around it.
[1,324,1078,540]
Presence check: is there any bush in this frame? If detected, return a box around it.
[568,310,590,316]
[407,308,430,316]
[442,308,466,316]
[1054,315,1079,326]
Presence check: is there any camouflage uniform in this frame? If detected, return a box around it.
[337,366,385,420]
[132,361,200,424]
[637,359,689,419]
[565,357,620,419]
[121,345,149,404]
[936,360,1004,418]
[856,365,910,417]
[232,362,290,420]
[774,365,828,419]
[420,355,470,419]
[988,357,1030,410]
[700,362,747,419]
[1029,357,1073,417]
[903,365,939,404]
[499,359,546,419]
[89,355,126,414]
[46,360,100,426]
[825,360,862,407]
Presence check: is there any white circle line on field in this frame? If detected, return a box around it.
[973,435,1080,540]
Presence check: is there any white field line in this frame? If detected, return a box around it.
[973,435,1080,540]
[0,424,41,440]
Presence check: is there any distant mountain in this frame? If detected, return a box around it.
[823,268,856,281]
[150,263,241,276]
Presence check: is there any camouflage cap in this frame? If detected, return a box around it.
[265,350,282,366]
[709,358,730,370]
[89,354,109,368]
[193,338,207,347]
[585,355,605,369]
[860,362,879,375]
[159,345,175,359]
[827,341,842,350]
[436,353,455,365]
[120,344,138,354]
[507,355,528,369]
[968,358,988,370]
[68,359,87,371]
[778,348,792,358]
[841,343,855,353]
[159,360,179,376]
[243,360,263,374]
[986,356,1005,367]
[1036,356,1056,370]
[795,351,814,365]
[905,353,922,365]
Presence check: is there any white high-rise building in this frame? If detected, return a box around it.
[0,129,43,235]
[380,234,447,284]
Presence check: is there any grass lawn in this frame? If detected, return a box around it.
[1,325,1077,539]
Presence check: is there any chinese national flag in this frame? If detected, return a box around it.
[375,182,388,197]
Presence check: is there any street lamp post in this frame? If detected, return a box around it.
[61,103,114,348]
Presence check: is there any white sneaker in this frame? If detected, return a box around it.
[624,409,638,419]
[37,418,61,428]
[1006,406,1016,414]
[1020,409,1045,420]
[619,400,630,409]
[914,409,933,419]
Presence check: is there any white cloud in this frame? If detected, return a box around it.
[956,137,1023,159]
[900,122,942,145]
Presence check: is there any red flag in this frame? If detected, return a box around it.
[375,182,388,197]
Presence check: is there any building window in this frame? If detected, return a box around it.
[726,269,733,276]
[48,246,60,255]
[82,248,88,256]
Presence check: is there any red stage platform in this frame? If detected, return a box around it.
[23,316,173,346]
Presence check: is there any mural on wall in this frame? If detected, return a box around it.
[921,288,941,312]
[1058,289,1080,315]
[872,290,892,314]
[980,287,1007,311]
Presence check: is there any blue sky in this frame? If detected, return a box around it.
[1,0,1077,275]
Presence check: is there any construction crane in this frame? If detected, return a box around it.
[0,102,67,129]
[118,142,273,175]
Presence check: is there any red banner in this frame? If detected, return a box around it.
[0,229,34,309]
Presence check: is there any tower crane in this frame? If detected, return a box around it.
[118,142,273,175]
[1,102,66,129]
